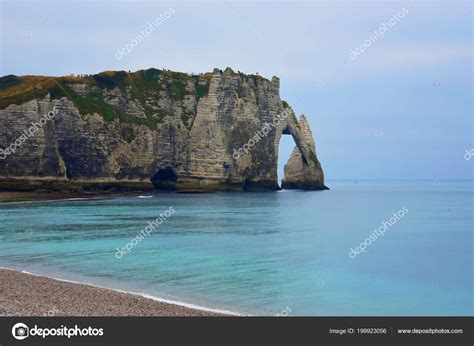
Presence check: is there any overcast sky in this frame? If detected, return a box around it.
[1,1,472,180]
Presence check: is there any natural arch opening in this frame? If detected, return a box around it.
[151,167,178,190]
[275,118,313,190]
[277,134,295,185]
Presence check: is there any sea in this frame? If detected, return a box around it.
[0,180,472,316]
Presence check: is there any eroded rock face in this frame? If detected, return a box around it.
[282,115,327,190]
[0,68,326,192]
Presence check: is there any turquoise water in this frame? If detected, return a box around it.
[0,181,472,316]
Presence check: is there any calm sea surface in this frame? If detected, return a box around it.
[0,181,472,315]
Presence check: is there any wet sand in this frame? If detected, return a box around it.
[0,268,227,316]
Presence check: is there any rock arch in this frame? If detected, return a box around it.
[278,113,327,190]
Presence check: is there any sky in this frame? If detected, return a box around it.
[1,0,472,181]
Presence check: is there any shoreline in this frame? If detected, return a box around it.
[0,267,237,317]
[0,191,145,203]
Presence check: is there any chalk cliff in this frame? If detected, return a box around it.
[0,68,327,192]
[282,115,325,190]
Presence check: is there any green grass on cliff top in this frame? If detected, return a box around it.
[0,68,277,130]
[0,69,215,130]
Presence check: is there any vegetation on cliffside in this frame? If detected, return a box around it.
[0,69,213,130]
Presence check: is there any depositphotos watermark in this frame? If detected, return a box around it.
[349,8,408,61]
[464,148,474,160]
[42,306,59,317]
[349,206,408,259]
[0,106,59,160]
[115,8,175,60]
[233,110,289,160]
[115,206,175,259]
[275,306,292,317]
[11,322,103,340]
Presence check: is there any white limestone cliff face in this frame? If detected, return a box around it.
[282,115,326,190]
[0,68,326,192]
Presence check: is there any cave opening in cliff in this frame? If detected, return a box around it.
[151,167,178,190]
